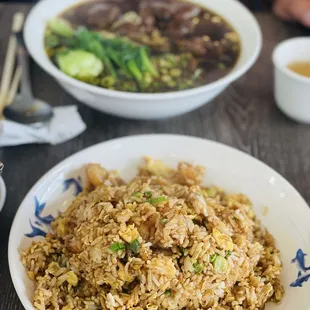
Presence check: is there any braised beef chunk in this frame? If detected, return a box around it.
[176,37,207,57]
[140,0,183,20]
[167,19,196,39]
[174,5,201,21]
[86,3,121,28]
[193,19,232,40]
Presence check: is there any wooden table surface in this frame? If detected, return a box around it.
[0,3,309,309]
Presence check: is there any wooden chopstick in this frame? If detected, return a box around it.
[6,66,22,107]
[0,12,25,116]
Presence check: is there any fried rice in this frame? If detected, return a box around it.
[21,158,284,310]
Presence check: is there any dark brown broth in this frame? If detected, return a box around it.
[55,0,240,92]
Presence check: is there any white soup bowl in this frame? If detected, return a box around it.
[24,0,262,119]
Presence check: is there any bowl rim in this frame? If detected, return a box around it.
[24,0,262,101]
[272,37,310,85]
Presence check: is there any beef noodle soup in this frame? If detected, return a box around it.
[45,0,241,93]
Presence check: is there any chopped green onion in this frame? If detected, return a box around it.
[130,239,140,254]
[160,218,168,225]
[110,242,126,252]
[179,246,185,255]
[147,196,167,205]
[193,262,203,274]
[210,254,218,263]
[214,256,228,272]
[226,250,232,257]
[132,192,142,198]
[164,289,172,296]
[144,191,152,198]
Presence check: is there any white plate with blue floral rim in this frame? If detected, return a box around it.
[8,135,310,310]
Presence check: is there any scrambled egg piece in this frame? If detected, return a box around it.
[119,224,140,243]
[150,257,176,278]
[212,228,234,251]
[144,157,172,177]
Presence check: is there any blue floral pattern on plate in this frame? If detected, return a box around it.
[63,176,83,196]
[290,249,310,287]
[25,177,83,238]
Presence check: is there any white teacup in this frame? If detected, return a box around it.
[272,37,310,123]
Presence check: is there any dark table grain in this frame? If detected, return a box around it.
[0,3,310,308]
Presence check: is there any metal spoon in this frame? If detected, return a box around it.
[4,32,53,124]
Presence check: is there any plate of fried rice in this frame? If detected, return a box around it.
[8,135,310,310]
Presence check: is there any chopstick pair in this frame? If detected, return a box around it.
[0,12,25,118]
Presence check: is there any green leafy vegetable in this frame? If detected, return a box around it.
[164,289,172,296]
[139,47,158,76]
[147,196,167,205]
[80,29,157,87]
[48,18,74,38]
[47,20,160,90]
[226,250,232,257]
[57,50,103,79]
[99,33,157,87]
[75,28,116,77]
[110,242,126,252]
[130,239,140,254]
[127,58,143,82]
[193,262,203,274]
[210,254,218,263]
